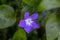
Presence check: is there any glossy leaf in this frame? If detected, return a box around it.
[46,14,58,40]
[12,28,27,40]
[37,0,60,12]
[0,5,16,29]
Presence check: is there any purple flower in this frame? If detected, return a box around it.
[18,12,39,33]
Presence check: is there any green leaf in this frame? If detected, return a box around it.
[46,14,58,40]
[0,5,16,29]
[37,0,60,12]
[12,28,27,40]
[22,0,40,7]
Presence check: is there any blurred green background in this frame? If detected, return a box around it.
[0,0,60,40]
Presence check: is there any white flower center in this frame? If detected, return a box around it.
[25,18,33,26]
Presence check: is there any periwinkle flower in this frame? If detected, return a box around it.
[18,12,39,33]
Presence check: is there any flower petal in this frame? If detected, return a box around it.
[30,13,38,20]
[18,20,26,28]
[24,26,33,33]
[32,21,39,29]
[24,12,29,19]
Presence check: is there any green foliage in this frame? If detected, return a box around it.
[37,0,60,12]
[46,14,58,40]
[0,5,16,29]
[58,36,60,40]
[0,0,60,40]
[22,0,41,7]
[0,0,7,4]
[12,28,27,40]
